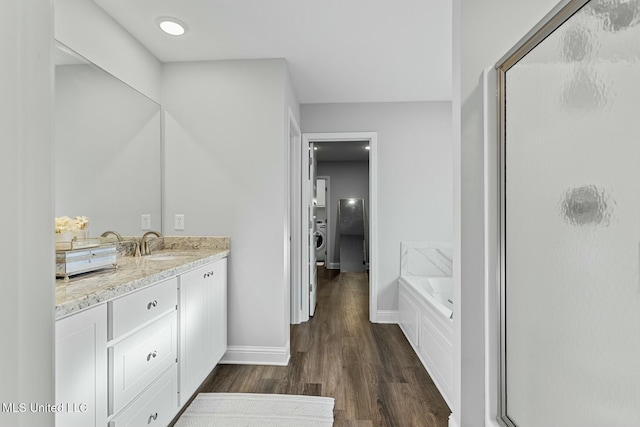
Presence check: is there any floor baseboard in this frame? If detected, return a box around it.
[220,346,290,366]
[376,310,399,324]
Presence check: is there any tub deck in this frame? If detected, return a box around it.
[400,275,453,319]
[398,274,453,408]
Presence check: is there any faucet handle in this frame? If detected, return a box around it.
[139,230,162,256]
[100,230,123,241]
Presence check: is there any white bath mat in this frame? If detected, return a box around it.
[174,393,335,427]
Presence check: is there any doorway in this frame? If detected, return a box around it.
[293,132,378,324]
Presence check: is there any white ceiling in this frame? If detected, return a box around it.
[94,0,452,104]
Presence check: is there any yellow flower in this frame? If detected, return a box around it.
[55,216,72,233]
[55,215,90,233]
[74,216,90,230]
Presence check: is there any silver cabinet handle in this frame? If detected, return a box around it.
[147,300,158,310]
[146,351,157,361]
[148,412,158,423]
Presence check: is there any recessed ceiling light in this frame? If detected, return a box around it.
[158,18,187,36]
[364,146,370,150]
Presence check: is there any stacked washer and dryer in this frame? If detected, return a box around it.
[315,219,327,262]
[315,178,328,264]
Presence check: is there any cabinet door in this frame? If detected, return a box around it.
[179,263,209,405]
[210,258,227,365]
[179,259,228,406]
[55,305,107,427]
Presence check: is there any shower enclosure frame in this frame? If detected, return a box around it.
[495,0,591,425]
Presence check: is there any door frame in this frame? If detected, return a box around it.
[493,1,593,425]
[308,141,318,317]
[316,175,331,266]
[288,109,303,325]
[299,132,378,323]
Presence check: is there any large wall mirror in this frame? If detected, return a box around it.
[497,0,640,426]
[54,41,162,236]
[337,198,367,272]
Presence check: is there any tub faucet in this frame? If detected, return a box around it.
[100,230,123,241]
[139,231,163,256]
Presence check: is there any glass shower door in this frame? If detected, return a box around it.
[498,0,640,425]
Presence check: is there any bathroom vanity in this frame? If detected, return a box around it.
[54,237,229,427]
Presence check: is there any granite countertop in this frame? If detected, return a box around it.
[55,236,230,319]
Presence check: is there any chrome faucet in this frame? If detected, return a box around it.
[100,230,123,241]
[139,231,163,256]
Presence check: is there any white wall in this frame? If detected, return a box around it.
[317,161,370,267]
[162,59,299,364]
[0,1,55,426]
[452,0,561,426]
[284,66,302,140]
[302,102,453,313]
[54,0,162,102]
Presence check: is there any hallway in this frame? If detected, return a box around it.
[196,268,450,427]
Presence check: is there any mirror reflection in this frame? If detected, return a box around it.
[54,41,162,236]
[337,198,367,272]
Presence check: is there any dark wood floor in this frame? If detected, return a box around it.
[195,267,450,427]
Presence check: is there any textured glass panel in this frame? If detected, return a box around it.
[504,1,640,426]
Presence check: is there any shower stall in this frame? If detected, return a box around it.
[494,0,640,425]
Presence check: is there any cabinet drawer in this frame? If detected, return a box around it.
[108,365,178,427]
[109,277,177,340]
[109,312,177,415]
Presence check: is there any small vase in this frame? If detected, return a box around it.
[55,232,74,250]
[76,229,89,242]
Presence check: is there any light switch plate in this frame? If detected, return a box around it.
[175,214,185,231]
[141,214,151,230]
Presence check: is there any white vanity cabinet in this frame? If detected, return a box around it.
[55,253,228,427]
[55,304,108,427]
[179,258,227,405]
[107,277,179,427]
